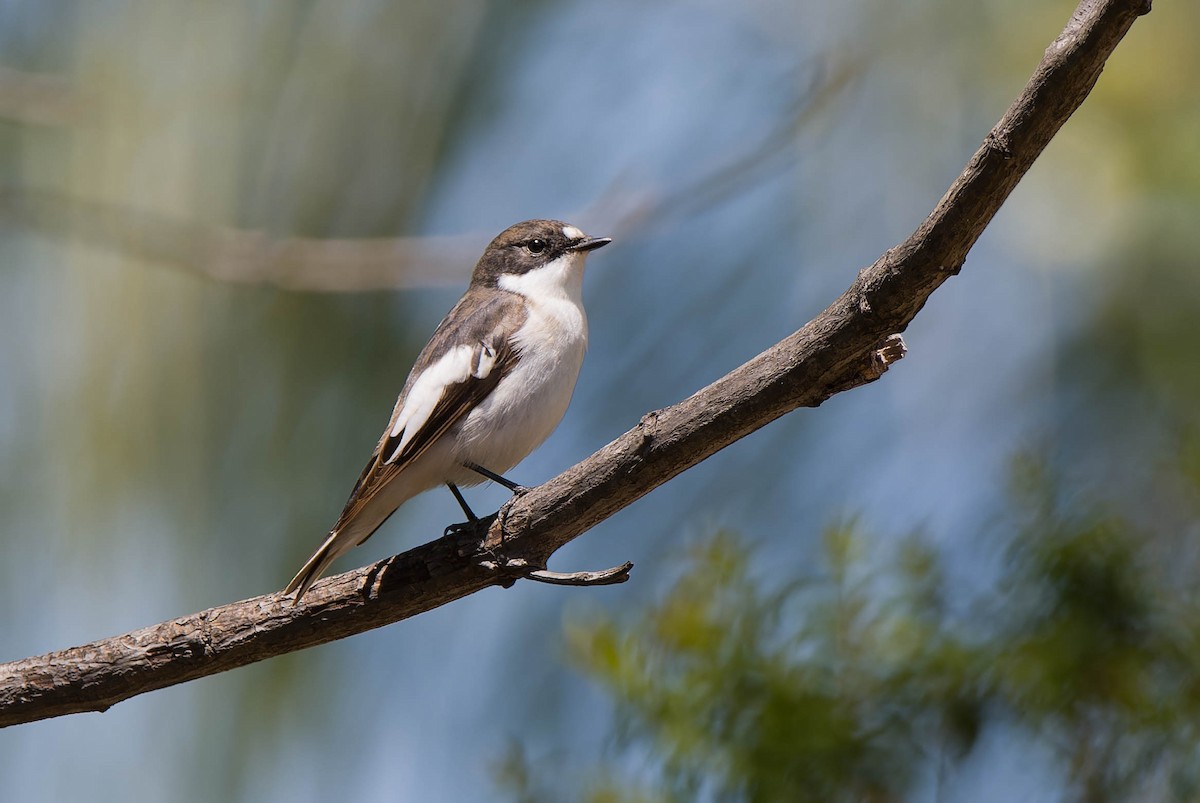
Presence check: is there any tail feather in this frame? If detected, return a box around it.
[285,499,404,602]
[284,529,354,601]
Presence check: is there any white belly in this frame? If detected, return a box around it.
[450,294,587,481]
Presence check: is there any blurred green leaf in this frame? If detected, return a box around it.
[520,461,1200,803]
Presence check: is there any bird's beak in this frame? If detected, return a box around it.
[568,236,612,253]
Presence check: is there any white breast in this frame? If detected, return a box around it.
[451,251,590,479]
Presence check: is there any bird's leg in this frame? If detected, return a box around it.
[445,464,527,557]
[446,482,478,522]
[443,482,485,538]
[462,461,529,495]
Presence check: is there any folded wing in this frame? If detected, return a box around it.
[284,288,525,598]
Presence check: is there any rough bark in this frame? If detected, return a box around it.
[0,0,1152,729]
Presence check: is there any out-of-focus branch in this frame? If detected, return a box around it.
[0,66,84,126]
[0,0,1152,728]
[0,188,483,290]
[0,60,851,292]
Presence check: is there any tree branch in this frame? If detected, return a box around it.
[0,0,1152,729]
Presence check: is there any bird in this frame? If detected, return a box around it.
[284,219,611,599]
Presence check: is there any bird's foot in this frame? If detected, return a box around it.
[443,514,494,541]
[448,496,634,589]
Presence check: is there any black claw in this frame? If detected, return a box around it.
[444,519,480,539]
[443,511,498,545]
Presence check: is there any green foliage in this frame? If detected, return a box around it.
[500,466,1200,803]
[992,459,1200,800]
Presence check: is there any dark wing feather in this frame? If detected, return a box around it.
[331,288,525,539]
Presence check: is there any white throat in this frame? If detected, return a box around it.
[497,251,587,307]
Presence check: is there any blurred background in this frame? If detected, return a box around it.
[1,1,1197,801]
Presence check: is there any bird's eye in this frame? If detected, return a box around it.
[526,238,547,254]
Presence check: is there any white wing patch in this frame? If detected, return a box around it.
[386,343,476,463]
[473,341,498,378]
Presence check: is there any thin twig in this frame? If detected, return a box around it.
[479,558,635,587]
